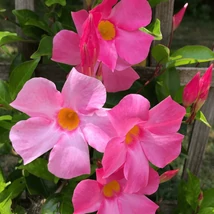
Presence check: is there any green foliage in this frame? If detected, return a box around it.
[140,19,162,40]
[31,36,53,59]
[0,80,11,108]
[151,44,170,64]
[176,171,201,213]
[148,0,169,7]
[18,158,58,183]
[9,58,40,100]
[155,67,180,101]
[45,0,67,7]
[167,46,214,68]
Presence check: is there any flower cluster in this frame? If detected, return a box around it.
[9,0,187,213]
[52,0,153,92]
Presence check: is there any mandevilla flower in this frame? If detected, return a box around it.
[159,169,179,184]
[9,68,116,179]
[72,167,159,214]
[90,0,153,70]
[102,95,185,192]
[183,64,213,120]
[173,3,188,31]
[52,0,152,92]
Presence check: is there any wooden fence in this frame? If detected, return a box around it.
[0,0,214,213]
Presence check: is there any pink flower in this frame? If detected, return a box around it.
[102,95,185,192]
[90,0,153,70]
[159,169,179,183]
[52,0,153,92]
[173,3,188,31]
[183,64,213,112]
[72,167,159,214]
[9,68,116,179]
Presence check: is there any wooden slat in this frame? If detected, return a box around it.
[150,0,174,65]
[0,64,212,85]
[15,0,36,59]
[182,87,214,180]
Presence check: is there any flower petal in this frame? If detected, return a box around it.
[98,199,120,214]
[10,118,61,164]
[98,39,118,71]
[102,137,127,178]
[62,68,106,114]
[183,72,200,107]
[142,130,184,168]
[91,0,118,18]
[73,180,102,214]
[102,64,139,92]
[48,132,90,179]
[115,29,153,65]
[145,96,186,134]
[124,142,149,193]
[52,30,81,65]
[109,0,152,30]
[118,194,158,214]
[138,167,159,195]
[10,78,62,119]
[71,10,89,36]
[81,110,117,152]
[108,94,150,136]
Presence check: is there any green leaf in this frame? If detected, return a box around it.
[0,115,12,121]
[24,174,52,197]
[198,207,214,214]
[195,111,211,127]
[31,36,53,59]
[0,168,10,193]
[0,31,16,40]
[0,80,11,108]
[200,188,214,208]
[0,35,26,47]
[167,46,214,68]
[18,158,58,182]
[185,171,201,211]
[176,171,201,213]
[0,196,12,214]
[0,177,26,200]
[151,44,170,64]
[45,0,66,7]
[0,130,12,155]
[9,58,40,100]
[12,9,39,26]
[41,194,61,214]
[0,9,6,13]
[140,19,162,40]
[155,67,180,100]
[148,0,169,7]
[41,181,74,214]
[13,205,26,214]
[25,19,52,34]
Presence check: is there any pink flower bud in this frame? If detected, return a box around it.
[173,3,188,31]
[195,64,213,112]
[183,72,200,108]
[80,13,100,76]
[160,169,179,184]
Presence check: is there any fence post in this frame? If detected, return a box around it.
[182,87,214,180]
[14,0,35,59]
[150,0,174,65]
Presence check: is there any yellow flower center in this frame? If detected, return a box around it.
[57,108,80,131]
[98,20,116,41]
[103,180,121,198]
[125,125,140,145]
